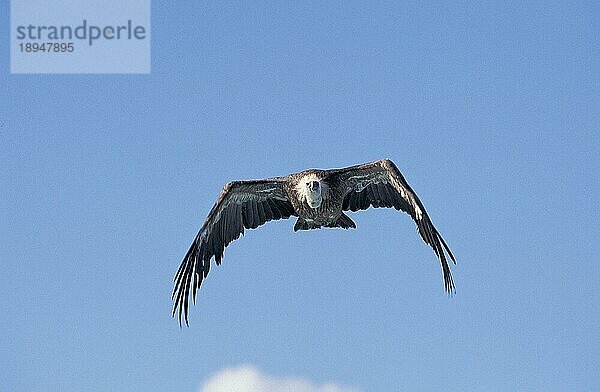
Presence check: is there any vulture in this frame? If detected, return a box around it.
[172,159,456,325]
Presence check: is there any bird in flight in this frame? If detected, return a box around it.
[172,159,456,325]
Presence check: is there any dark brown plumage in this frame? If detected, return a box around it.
[172,159,456,325]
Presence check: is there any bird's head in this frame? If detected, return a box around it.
[305,180,322,199]
[307,180,320,193]
[303,178,322,208]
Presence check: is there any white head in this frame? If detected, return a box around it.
[298,174,323,208]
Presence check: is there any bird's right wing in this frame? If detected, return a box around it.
[172,178,296,325]
[326,159,456,293]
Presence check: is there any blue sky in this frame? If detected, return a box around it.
[2,1,599,391]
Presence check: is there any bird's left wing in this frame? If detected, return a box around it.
[326,159,456,293]
[172,178,296,325]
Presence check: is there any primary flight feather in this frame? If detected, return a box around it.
[172,159,456,325]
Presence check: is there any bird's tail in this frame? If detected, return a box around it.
[325,213,357,229]
[293,218,320,231]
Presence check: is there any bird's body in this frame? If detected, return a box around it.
[285,170,350,230]
[173,159,456,325]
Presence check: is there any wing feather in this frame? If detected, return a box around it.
[257,201,267,224]
[172,178,296,325]
[246,200,255,228]
[328,159,456,293]
[358,188,369,210]
[251,201,260,228]
[262,198,274,219]
[370,184,382,207]
[266,199,280,220]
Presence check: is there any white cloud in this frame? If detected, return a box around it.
[199,365,362,392]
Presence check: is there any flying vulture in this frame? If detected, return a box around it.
[172,159,456,325]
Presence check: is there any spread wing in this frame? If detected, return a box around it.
[172,178,296,325]
[327,159,456,293]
